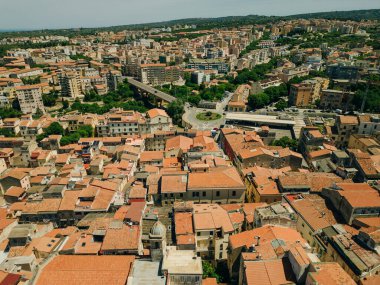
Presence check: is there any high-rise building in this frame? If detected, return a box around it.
[58,71,81,98]
[15,85,45,114]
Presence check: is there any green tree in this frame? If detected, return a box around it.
[167,100,184,125]
[45,122,65,135]
[275,99,288,110]
[36,122,65,142]
[0,108,22,119]
[12,99,21,111]
[84,90,102,102]
[202,261,220,282]
[21,76,41,85]
[42,91,59,107]
[248,93,270,109]
[33,108,44,119]
[59,125,94,146]
[62,100,69,109]
[0,128,15,137]
[271,136,298,150]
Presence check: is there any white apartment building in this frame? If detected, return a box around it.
[96,109,172,137]
[58,71,81,98]
[15,85,45,114]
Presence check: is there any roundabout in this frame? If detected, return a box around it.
[196,111,222,121]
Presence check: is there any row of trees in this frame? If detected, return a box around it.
[36,122,94,146]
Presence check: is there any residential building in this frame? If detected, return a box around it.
[15,85,45,114]
[187,59,229,74]
[58,70,81,98]
[320,89,355,111]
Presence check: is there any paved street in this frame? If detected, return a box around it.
[182,91,233,130]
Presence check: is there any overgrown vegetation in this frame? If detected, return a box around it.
[230,58,278,85]
[270,136,298,150]
[0,107,22,119]
[36,122,94,146]
[69,79,147,114]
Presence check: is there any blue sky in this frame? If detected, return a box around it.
[0,0,379,30]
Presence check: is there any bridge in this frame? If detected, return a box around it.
[126,77,176,103]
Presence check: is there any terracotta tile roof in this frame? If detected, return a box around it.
[101,224,140,252]
[90,189,115,210]
[188,167,244,190]
[308,262,356,285]
[59,191,81,211]
[23,198,62,214]
[165,135,193,151]
[124,202,146,224]
[45,227,78,238]
[354,217,380,228]
[338,115,358,125]
[161,174,187,193]
[128,185,147,199]
[147,108,168,118]
[74,234,102,254]
[308,148,331,159]
[1,170,27,180]
[140,151,164,162]
[176,234,195,245]
[202,278,218,285]
[35,255,135,285]
[113,205,130,220]
[308,129,324,138]
[331,183,380,208]
[244,258,296,285]
[289,194,338,231]
[243,203,268,224]
[193,204,234,233]
[0,219,16,232]
[360,275,380,285]
[5,186,25,197]
[175,212,193,235]
[229,212,244,225]
[279,172,344,192]
[90,179,119,191]
[163,157,181,168]
[229,225,306,259]
[23,236,61,256]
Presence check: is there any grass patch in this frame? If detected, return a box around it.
[196,111,222,121]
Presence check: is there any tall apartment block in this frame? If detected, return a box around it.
[58,71,81,98]
[15,85,45,114]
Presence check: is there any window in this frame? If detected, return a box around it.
[232,191,236,196]
[210,231,213,236]
[179,193,183,198]
[202,191,206,197]
[197,232,200,236]
[216,191,220,197]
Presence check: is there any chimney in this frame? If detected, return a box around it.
[255,235,261,246]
